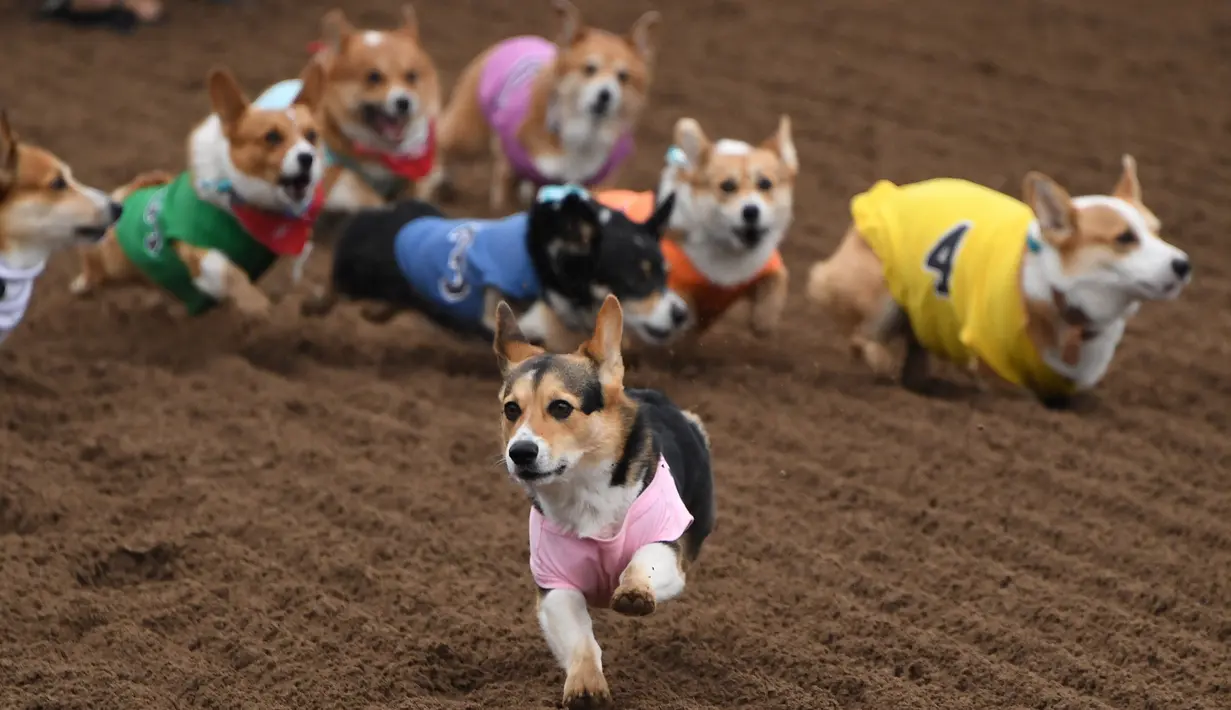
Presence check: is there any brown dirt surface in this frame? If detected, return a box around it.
[3,0,1231,708]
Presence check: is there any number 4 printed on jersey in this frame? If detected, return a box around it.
[923,221,972,297]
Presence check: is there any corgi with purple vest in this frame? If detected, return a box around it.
[434,0,659,211]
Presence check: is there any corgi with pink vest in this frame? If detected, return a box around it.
[435,0,659,212]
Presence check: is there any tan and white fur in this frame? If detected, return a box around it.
[70,66,327,318]
[0,111,120,345]
[309,5,443,208]
[495,294,715,708]
[657,115,797,337]
[436,0,659,211]
[806,156,1192,399]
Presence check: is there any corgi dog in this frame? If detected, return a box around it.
[71,65,327,318]
[255,5,442,209]
[436,0,659,212]
[493,294,715,709]
[595,115,797,340]
[805,156,1192,407]
[0,111,121,345]
[301,184,690,352]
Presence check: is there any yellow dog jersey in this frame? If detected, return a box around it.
[853,178,1075,397]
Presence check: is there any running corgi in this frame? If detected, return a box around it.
[436,0,659,211]
[805,157,1192,407]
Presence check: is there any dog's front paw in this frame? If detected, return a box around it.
[562,664,611,709]
[611,583,656,617]
[69,273,93,296]
[233,291,272,320]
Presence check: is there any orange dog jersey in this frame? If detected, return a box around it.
[596,190,785,329]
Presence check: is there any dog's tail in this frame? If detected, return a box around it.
[110,170,175,202]
[681,409,710,452]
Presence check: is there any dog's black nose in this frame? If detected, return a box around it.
[108,201,123,223]
[1171,257,1191,279]
[670,302,689,326]
[507,441,539,467]
[393,96,412,115]
[591,89,612,115]
[741,204,760,225]
[297,152,314,171]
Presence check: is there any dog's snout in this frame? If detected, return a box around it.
[297,152,315,171]
[595,89,612,107]
[1171,257,1191,279]
[670,302,689,326]
[393,96,412,115]
[741,204,761,225]
[507,441,539,467]
[107,201,123,223]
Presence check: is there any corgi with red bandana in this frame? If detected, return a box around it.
[0,110,121,345]
[257,5,442,209]
[70,65,327,318]
[435,0,659,212]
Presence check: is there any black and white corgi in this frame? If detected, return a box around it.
[301,184,691,351]
[493,294,716,709]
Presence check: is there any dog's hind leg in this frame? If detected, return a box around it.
[300,281,339,318]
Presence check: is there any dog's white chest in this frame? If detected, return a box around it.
[0,260,46,343]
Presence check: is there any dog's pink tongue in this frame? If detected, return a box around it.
[376,116,407,142]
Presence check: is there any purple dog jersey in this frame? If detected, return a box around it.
[478,36,634,187]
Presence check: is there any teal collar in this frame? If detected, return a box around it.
[1026,222,1044,254]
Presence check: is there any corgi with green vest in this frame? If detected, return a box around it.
[71,64,328,317]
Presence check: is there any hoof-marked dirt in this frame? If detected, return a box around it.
[3,1,1230,708]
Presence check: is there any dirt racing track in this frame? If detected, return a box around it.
[2,0,1231,708]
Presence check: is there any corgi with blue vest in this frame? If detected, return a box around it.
[300,184,691,352]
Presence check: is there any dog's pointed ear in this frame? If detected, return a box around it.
[674,117,711,169]
[398,4,420,42]
[293,61,326,111]
[321,8,355,53]
[645,192,676,240]
[207,67,250,127]
[0,111,17,196]
[579,294,624,389]
[1113,153,1142,204]
[1023,171,1076,247]
[627,10,661,62]
[761,114,798,176]
[552,0,586,47]
[494,302,544,375]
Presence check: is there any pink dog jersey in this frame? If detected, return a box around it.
[529,457,693,607]
[478,36,635,187]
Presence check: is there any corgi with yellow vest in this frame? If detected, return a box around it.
[806,157,1192,407]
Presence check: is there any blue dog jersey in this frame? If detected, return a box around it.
[393,212,540,327]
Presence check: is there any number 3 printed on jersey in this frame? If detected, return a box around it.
[439,223,478,303]
[923,221,972,297]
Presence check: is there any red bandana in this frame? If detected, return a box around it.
[229,186,325,256]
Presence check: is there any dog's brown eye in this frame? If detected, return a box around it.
[264,129,283,147]
[583,62,599,77]
[547,400,574,420]
[503,401,522,422]
[719,178,738,194]
[1115,230,1138,246]
[303,129,319,145]
[404,70,418,85]
[756,177,773,191]
[616,69,630,84]
[366,69,384,85]
[48,175,68,191]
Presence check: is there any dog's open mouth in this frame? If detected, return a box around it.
[74,224,110,241]
[361,104,410,143]
[734,225,769,248]
[279,172,313,203]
